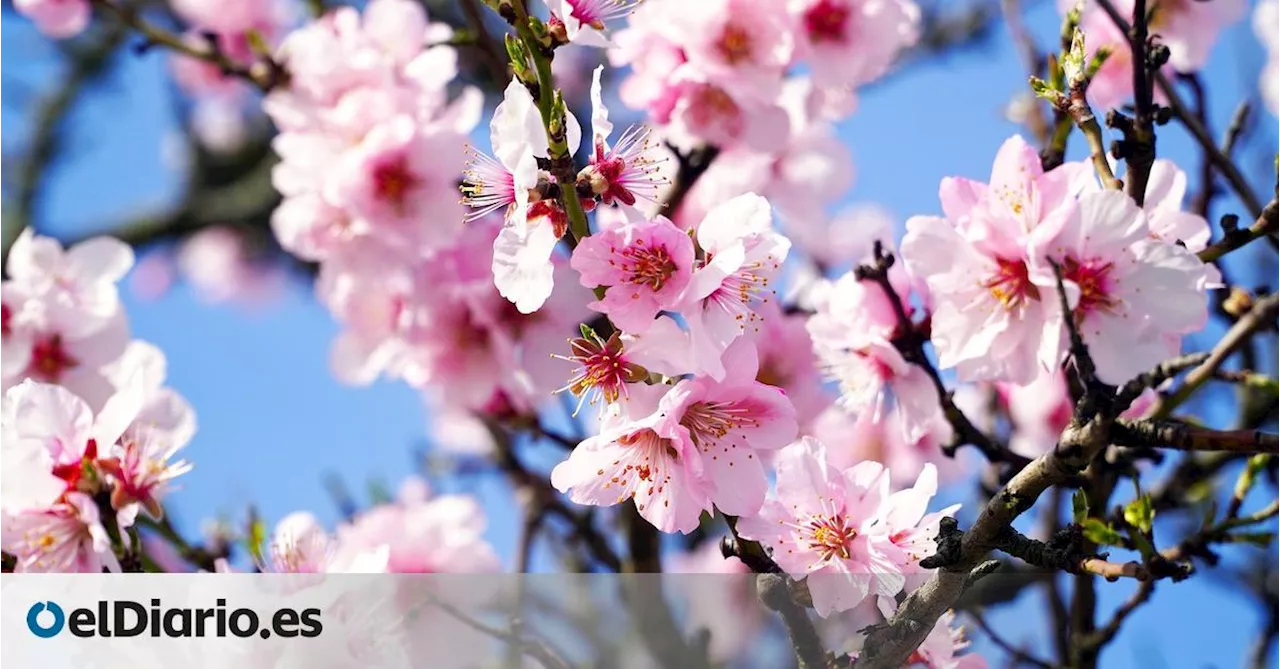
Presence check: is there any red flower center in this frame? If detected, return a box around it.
[1062,257,1118,318]
[29,334,80,383]
[619,239,677,291]
[372,156,420,210]
[805,0,851,43]
[717,24,754,64]
[805,513,858,561]
[983,257,1040,310]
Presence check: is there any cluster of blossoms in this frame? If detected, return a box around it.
[260,0,599,417]
[897,134,1212,389]
[605,0,916,265]
[1068,0,1246,110]
[1,231,196,572]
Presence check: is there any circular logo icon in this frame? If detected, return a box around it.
[27,602,65,638]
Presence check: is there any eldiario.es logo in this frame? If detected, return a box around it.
[26,599,322,639]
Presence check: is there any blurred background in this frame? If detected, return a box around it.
[2,0,1277,666]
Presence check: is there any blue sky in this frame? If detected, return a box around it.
[2,1,1278,666]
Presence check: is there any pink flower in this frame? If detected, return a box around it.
[653,339,799,516]
[98,425,193,526]
[735,437,905,616]
[5,378,144,492]
[326,115,466,249]
[666,73,792,152]
[1001,368,1073,458]
[552,328,652,415]
[580,67,669,209]
[881,463,960,592]
[1087,0,1245,73]
[900,135,1086,385]
[1,282,38,381]
[5,229,134,329]
[678,193,791,380]
[266,512,390,573]
[667,0,795,100]
[806,271,945,443]
[2,492,118,572]
[678,78,854,229]
[2,305,131,405]
[902,609,988,669]
[1035,189,1208,386]
[544,0,641,47]
[335,491,501,573]
[14,0,90,39]
[551,384,711,533]
[812,404,960,488]
[789,0,921,90]
[571,215,695,332]
[747,299,832,430]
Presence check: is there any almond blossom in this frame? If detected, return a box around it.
[666,0,795,101]
[900,135,1086,385]
[735,437,906,617]
[571,215,695,332]
[579,66,670,209]
[653,339,799,517]
[678,193,791,380]
[552,343,797,532]
[789,0,921,91]
[806,270,945,443]
[5,229,134,328]
[2,492,118,573]
[334,483,502,573]
[264,512,391,574]
[544,0,641,47]
[1034,190,1208,385]
[550,384,711,533]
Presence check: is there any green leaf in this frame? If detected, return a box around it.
[1124,495,1154,535]
[579,323,596,340]
[1071,489,1089,524]
[1129,530,1156,561]
[1081,518,1124,546]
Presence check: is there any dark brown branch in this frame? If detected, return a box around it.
[1154,293,1279,417]
[1093,0,1265,218]
[1198,200,1279,263]
[1114,420,1279,455]
[853,413,1116,668]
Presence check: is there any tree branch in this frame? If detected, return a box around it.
[1114,420,1278,455]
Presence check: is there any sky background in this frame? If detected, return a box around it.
[2,1,1279,666]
